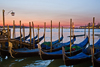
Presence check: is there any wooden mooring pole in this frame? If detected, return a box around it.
[59,22,60,42]
[88,23,90,45]
[84,25,86,38]
[38,25,39,43]
[23,24,25,42]
[50,20,52,52]
[3,9,5,29]
[70,19,72,56]
[29,22,31,48]
[72,22,74,44]
[32,22,35,49]
[44,22,46,42]
[20,20,22,48]
[13,20,15,39]
[92,17,95,67]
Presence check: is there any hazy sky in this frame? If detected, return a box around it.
[0,0,100,27]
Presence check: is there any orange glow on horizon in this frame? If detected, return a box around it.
[0,16,98,28]
[0,20,91,27]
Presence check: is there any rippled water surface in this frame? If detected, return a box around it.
[0,28,100,67]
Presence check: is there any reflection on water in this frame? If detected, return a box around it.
[0,28,99,67]
[0,56,53,67]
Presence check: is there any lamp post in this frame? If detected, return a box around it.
[2,9,15,29]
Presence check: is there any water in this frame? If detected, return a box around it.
[0,28,100,67]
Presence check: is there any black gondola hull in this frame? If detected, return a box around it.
[41,49,82,60]
[12,52,39,58]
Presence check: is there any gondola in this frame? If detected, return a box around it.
[93,51,100,67]
[21,34,30,41]
[24,34,44,48]
[39,36,89,60]
[67,34,85,37]
[41,35,63,50]
[92,51,100,67]
[15,34,22,40]
[5,34,31,47]
[0,47,39,58]
[0,34,44,57]
[27,34,38,43]
[62,38,100,66]
[42,36,76,52]
[11,48,39,58]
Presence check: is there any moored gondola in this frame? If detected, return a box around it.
[11,48,39,58]
[27,34,38,43]
[93,51,100,67]
[21,34,30,41]
[39,36,89,60]
[42,36,76,52]
[14,34,22,40]
[41,35,63,50]
[62,38,100,66]
[0,34,44,57]
[24,34,44,48]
